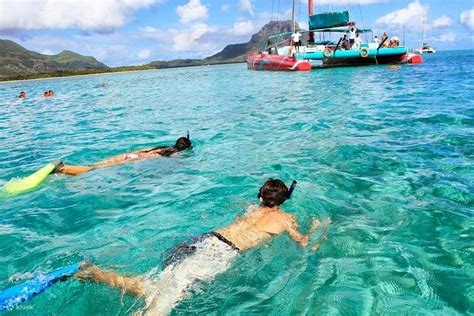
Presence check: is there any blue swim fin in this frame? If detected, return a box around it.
[0,264,80,311]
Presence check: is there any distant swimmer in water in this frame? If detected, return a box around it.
[74,178,331,315]
[44,90,54,97]
[388,65,401,69]
[18,91,26,98]
[53,134,192,176]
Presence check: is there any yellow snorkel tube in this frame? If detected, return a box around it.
[3,162,58,195]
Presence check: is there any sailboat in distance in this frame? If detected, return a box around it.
[416,22,436,54]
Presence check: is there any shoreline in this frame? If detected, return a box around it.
[0,61,243,84]
[0,68,157,84]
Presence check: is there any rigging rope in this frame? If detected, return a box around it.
[271,0,275,22]
[357,0,369,42]
[277,0,281,22]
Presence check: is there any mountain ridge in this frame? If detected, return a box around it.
[0,39,108,78]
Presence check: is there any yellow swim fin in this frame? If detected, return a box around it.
[3,162,58,195]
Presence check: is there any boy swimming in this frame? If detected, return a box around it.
[53,135,192,176]
[75,179,331,315]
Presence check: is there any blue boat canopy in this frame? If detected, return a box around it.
[309,11,350,29]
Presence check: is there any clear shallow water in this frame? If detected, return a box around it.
[0,50,473,315]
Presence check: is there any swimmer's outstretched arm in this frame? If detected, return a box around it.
[287,216,331,247]
[75,263,146,297]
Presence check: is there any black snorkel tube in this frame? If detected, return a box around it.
[187,130,190,141]
[287,180,297,199]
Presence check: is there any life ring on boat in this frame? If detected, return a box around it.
[323,47,333,58]
[359,47,369,58]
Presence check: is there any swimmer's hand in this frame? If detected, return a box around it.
[309,216,331,251]
[288,216,331,248]
[309,216,331,232]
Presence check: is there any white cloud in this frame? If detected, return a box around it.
[460,8,474,30]
[258,9,292,22]
[142,26,160,33]
[140,26,166,41]
[221,4,230,13]
[431,15,452,28]
[0,0,157,32]
[172,23,214,51]
[230,20,255,36]
[375,1,428,28]
[238,0,254,16]
[430,32,456,43]
[176,0,208,23]
[138,49,151,59]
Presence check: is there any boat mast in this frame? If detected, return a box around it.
[308,0,314,43]
[421,20,425,46]
[292,0,296,33]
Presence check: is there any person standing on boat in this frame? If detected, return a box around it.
[354,34,363,49]
[266,40,275,55]
[373,35,379,46]
[381,32,389,47]
[348,26,357,48]
[74,179,331,315]
[291,30,302,53]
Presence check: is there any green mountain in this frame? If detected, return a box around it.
[0,39,108,78]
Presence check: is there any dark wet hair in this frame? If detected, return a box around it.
[258,179,290,208]
[175,137,191,151]
[159,136,192,157]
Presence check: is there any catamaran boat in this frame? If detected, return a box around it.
[416,43,436,54]
[247,0,422,71]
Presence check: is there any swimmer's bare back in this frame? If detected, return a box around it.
[216,207,331,251]
[56,147,172,176]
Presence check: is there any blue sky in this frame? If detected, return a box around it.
[0,0,473,66]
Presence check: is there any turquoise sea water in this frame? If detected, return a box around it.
[0,50,473,315]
